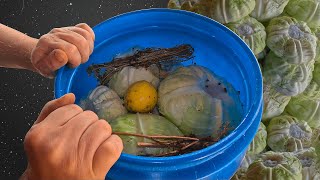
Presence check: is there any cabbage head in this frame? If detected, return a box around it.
[168,0,198,11]
[312,28,320,62]
[246,151,302,180]
[312,128,320,156]
[286,98,320,129]
[285,0,320,28]
[267,115,313,152]
[231,154,257,180]
[294,148,320,180]
[247,122,267,155]
[110,114,183,156]
[262,83,291,121]
[158,65,242,137]
[266,16,317,64]
[227,16,266,55]
[209,0,256,24]
[108,66,160,97]
[263,51,314,96]
[80,86,127,122]
[250,0,289,22]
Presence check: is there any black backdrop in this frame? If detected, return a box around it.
[0,0,167,178]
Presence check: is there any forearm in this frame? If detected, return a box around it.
[0,23,38,71]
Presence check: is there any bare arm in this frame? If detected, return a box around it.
[0,23,38,71]
[0,23,95,78]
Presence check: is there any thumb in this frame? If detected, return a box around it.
[34,93,76,124]
[92,135,123,179]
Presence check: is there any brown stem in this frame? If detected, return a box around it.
[137,142,170,148]
[113,132,199,141]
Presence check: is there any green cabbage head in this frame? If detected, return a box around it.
[262,83,291,121]
[266,16,317,64]
[285,0,320,28]
[231,154,257,180]
[158,65,242,137]
[247,122,267,155]
[210,0,256,24]
[312,28,320,62]
[110,114,183,156]
[226,16,266,55]
[267,115,313,152]
[263,51,314,96]
[312,128,320,156]
[108,66,160,97]
[246,151,302,180]
[80,86,127,122]
[250,0,289,22]
[294,148,320,180]
[168,0,256,24]
[286,98,320,129]
[168,0,199,11]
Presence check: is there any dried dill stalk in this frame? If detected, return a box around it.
[87,44,194,84]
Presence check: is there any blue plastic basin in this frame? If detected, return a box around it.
[54,9,263,180]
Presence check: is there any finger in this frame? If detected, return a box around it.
[67,27,94,55]
[35,93,75,124]
[35,49,68,77]
[92,134,123,177]
[63,110,99,138]
[78,120,112,164]
[37,35,82,68]
[75,23,95,41]
[54,31,90,63]
[43,104,83,127]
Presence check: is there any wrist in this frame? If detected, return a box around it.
[20,36,38,72]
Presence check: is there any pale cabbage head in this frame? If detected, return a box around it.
[250,0,289,22]
[231,154,257,180]
[168,0,198,11]
[312,128,320,156]
[108,66,160,97]
[227,16,266,55]
[246,151,302,180]
[294,148,320,180]
[285,0,320,28]
[247,122,267,155]
[158,65,242,137]
[110,114,183,156]
[211,0,256,24]
[80,86,127,122]
[312,28,320,62]
[168,0,257,24]
[262,83,291,121]
[263,51,314,96]
[267,115,313,152]
[266,16,317,64]
[286,98,320,129]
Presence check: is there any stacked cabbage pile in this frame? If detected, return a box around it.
[168,0,320,179]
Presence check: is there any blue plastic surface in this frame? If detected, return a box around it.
[54,9,263,180]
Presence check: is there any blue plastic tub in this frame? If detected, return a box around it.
[55,9,263,180]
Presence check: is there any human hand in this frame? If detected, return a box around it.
[21,93,123,180]
[31,23,95,78]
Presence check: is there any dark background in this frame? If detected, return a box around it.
[0,0,167,178]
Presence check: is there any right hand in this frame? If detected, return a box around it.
[21,93,123,180]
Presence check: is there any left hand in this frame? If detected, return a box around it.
[31,23,95,78]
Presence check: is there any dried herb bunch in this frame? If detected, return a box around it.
[87,44,194,84]
[113,122,232,157]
